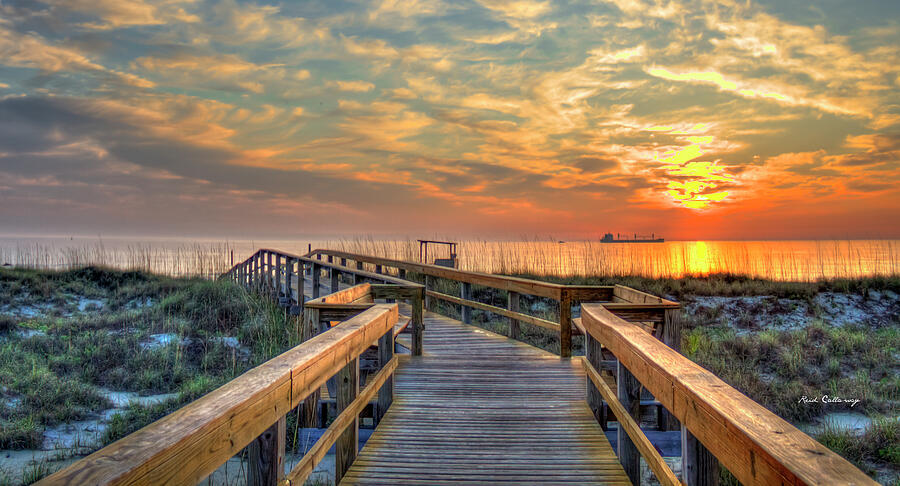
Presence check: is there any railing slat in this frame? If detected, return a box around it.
[682,427,719,486]
[617,359,642,484]
[335,357,359,483]
[285,356,398,486]
[507,290,520,340]
[247,416,286,486]
[583,357,681,486]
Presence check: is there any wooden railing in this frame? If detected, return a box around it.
[306,249,682,358]
[38,304,400,486]
[581,303,878,486]
[223,248,425,355]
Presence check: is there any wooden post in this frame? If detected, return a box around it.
[312,263,321,299]
[460,282,471,324]
[255,253,261,290]
[266,251,275,293]
[682,427,719,486]
[331,269,340,293]
[249,254,256,288]
[285,259,293,303]
[276,255,283,298]
[298,262,306,304]
[507,291,520,340]
[376,329,393,424]
[247,416,285,486]
[412,288,424,356]
[617,361,641,485]
[585,333,605,426]
[424,275,432,311]
[300,307,320,428]
[659,308,683,431]
[559,292,573,358]
[335,357,359,484]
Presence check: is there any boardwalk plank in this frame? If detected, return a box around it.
[340,311,631,485]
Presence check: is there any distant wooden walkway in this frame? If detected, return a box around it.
[340,311,631,485]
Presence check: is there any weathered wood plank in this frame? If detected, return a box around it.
[336,357,359,484]
[247,416,285,486]
[559,291,573,358]
[376,329,394,424]
[342,312,630,485]
[683,426,719,486]
[507,290,520,340]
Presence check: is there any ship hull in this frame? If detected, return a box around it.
[600,239,664,243]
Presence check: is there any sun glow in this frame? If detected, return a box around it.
[656,130,736,210]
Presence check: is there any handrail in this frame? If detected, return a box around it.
[38,304,399,486]
[226,248,425,355]
[224,247,683,358]
[581,303,877,486]
[309,248,570,299]
[305,248,681,358]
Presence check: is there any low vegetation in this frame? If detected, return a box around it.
[0,266,296,484]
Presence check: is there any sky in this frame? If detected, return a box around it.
[0,0,898,240]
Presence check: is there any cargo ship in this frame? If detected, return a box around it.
[600,232,664,243]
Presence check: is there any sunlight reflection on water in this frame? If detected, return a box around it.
[1,236,897,281]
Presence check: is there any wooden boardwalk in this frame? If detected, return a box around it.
[340,311,631,485]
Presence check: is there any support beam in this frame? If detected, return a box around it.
[659,307,683,430]
[682,427,720,486]
[559,292,573,358]
[617,361,641,485]
[297,262,306,305]
[460,282,471,324]
[331,269,340,293]
[300,307,320,428]
[507,291,520,340]
[585,333,605,428]
[267,252,274,293]
[247,417,285,486]
[424,275,432,310]
[285,259,293,303]
[376,329,393,424]
[312,263,321,299]
[335,358,359,484]
[411,288,424,356]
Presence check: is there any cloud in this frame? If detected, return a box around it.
[132,52,289,93]
[1,0,899,237]
[331,80,376,92]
